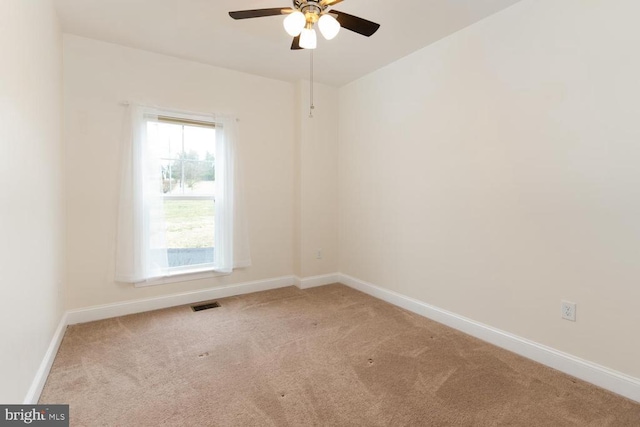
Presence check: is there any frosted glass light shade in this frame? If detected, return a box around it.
[299,28,317,49]
[318,14,340,40]
[283,11,306,36]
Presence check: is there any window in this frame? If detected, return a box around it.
[115,105,251,285]
[147,116,216,271]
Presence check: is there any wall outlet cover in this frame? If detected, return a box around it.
[561,300,577,322]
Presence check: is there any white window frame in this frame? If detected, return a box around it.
[135,113,223,287]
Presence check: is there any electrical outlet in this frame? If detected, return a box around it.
[561,300,576,322]
[316,249,323,260]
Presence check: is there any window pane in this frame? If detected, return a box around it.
[160,160,180,194]
[148,122,184,160]
[184,126,215,160]
[181,160,215,195]
[164,199,215,267]
[153,124,215,196]
[160,159,214,196]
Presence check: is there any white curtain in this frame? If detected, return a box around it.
[214,115,251,273]
[115,105,169,282]
[115,105,251,283]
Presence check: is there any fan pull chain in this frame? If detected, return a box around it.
[309,50,315,119]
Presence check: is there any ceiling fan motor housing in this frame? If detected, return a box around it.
[294,0,325,21]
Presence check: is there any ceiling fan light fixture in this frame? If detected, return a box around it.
[318,14,340,40]
[299,27,317,49]
[283,11,306,36]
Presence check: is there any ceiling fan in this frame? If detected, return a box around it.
[229,0,380,50]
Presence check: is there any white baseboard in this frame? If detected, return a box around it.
[24,312,68,404]
[66,275,297,325]
[295,273,341,290]
[339,273,640,403]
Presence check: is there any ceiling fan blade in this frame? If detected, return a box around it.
[320,0,344,6]
[229,8,293,20]
[332,9,380,37]
[291,35,303,50]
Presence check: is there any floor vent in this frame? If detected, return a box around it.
[191,301,221,312]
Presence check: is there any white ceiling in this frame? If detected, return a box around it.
[54,0,522,87]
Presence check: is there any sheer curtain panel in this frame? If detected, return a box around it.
[214,115,251,273]
[115,105,169,282]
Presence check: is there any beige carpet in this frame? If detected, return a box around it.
[40,284,640,426]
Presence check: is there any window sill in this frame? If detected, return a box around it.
[134,267,230,288]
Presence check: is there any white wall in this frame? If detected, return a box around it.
[0,0,65,402]
[294,80,339,279]
[339,0,640,379]
[63,35,296,309]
